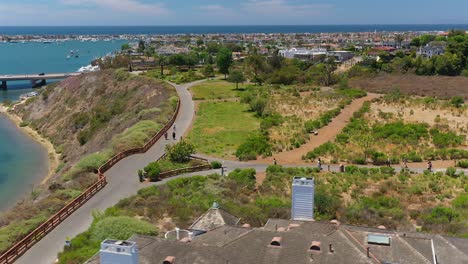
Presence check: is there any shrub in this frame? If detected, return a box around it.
[260,114,283,131]
[91,216,157,241]
[452,194,468,209]
[304,142,337,160]
[345,165,359,174]
[380,166,396,175]
[75,151,113,172]
[430,129,464,148]
[422,206,459,224]
[165,140,195,163]
[228,168,256,187]
[445,167,457,177]
[450,96,464,108]
[144,162,161,181]
[211,161,222,169]
[112,121,160,152]
[457,160,468,168]
[236,135,272,161]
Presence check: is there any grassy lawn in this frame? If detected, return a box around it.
[187,101,260,158]
[190,80,245,100]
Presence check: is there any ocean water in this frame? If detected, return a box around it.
[0,115,48,211]
[0,40,126,101]
[1,25,468,35]
[0,40,125,212]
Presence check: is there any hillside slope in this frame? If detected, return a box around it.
[0,70,177,253]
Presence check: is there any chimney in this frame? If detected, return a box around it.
[100,240,138,264]
[291,177,315,221]
[270,237,282,247]
[163,256,176,264]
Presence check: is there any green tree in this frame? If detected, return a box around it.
[137,40,145,53]
[121,43,130,51]
[245,54,267,85]
[196,38,204,47]
[165,140,195,163]
[202,64,214,78]
[227,69,246,89]
[395,34,405,49]
[155,54,167,76]
[217,48,233,79]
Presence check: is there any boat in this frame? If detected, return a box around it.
[66,55,71,60]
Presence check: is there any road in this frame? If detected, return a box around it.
[16,80,202,264]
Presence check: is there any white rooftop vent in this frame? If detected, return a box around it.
[291,177,314,221]
[100,239,138,264]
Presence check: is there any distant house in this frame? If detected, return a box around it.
[328,51,354,63]
[278,48,327,61]
[418,44,446,58]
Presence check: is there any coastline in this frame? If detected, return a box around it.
[0,104,59,185]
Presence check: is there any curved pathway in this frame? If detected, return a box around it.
[16,80,203,264]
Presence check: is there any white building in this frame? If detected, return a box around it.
[279,48,327,60]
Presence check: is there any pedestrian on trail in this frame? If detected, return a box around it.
[164,132,168,140]
[386,157,391,167]
[427,161,433,172]
[273,158,277,166]
[173,124,176,132]
[172,131,176,140]
[317,158,322,170]
[403,158,408,169]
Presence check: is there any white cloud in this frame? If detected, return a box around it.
[241,0,333,17]
[58,0,170,15]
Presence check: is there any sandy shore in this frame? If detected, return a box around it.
[0,104,59,185]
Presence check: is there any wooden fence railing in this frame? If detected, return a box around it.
[0,98,181,264]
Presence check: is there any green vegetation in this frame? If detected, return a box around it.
[190,80,241,100]
[58,212,157,264]
[304,99,467,164]
[235,134,272,160]
[187,101,260,158]
[351,30,468,77]
[59,166,467,259]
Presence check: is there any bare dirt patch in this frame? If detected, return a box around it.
[350,74,468,99]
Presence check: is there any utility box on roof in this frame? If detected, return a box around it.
[100,239,138,264]
[291,177,315,221]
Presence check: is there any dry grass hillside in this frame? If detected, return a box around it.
[17,69,176,169]
[0,70,177,253]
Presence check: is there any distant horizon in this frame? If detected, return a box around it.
[2,23,468,27]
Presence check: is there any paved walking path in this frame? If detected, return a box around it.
[16,80,203,264]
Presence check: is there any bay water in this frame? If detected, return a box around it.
[0,40,126,211]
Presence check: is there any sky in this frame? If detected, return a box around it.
[0,0,467,26]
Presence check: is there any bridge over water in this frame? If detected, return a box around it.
[0,72,82,89]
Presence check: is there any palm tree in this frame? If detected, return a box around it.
[155,54,167,76]
[395,34,405,49]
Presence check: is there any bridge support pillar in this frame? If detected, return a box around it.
[31,79,46,88]
[0,81,6,90]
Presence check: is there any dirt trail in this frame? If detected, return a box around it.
[256,93,381,165]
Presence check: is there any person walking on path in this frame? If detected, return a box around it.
[173,124,176,132]
[386,157,391,167]
[403,158,408,169]
[172,131,176,140]
[317,158,322,170]
[164,132,168,140]
[273,158,277,165]
[427,161,433,172]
